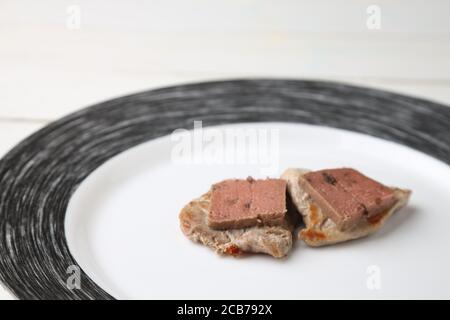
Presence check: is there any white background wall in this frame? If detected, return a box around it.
[1,0,450,299]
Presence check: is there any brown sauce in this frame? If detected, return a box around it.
[225,245,241,256]
[309,203,319,226]
[301,229,326,240]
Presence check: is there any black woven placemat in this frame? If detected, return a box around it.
[0,79,449,300]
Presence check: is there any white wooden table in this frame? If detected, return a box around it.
[1,0,449,299]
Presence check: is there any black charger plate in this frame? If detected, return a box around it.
[0,79,449,300]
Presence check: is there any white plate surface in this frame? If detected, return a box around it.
[65,123,450,299]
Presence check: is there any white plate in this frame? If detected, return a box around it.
[65,122,450,299]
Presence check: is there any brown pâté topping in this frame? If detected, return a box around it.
[322,172,337,185]
[225,198,238,206]
[358,203,369,216]
[302,229,326,241]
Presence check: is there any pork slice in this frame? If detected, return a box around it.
[282,168,411,247]
[179,191,296,258]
